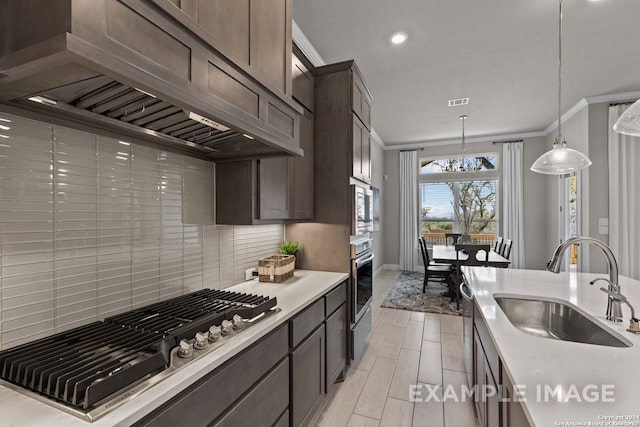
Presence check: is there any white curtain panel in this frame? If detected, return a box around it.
[399,150,418,271]
[502,142,525,268]
[608,104,640,279]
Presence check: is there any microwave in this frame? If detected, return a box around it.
[352,184,373,236]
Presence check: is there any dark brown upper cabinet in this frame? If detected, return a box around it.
[292,45,314,112]
[215,45,314,224]
[152,0,293,100]
[314,60,373,189]
[0,0,301,161]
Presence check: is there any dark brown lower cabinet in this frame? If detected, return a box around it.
[291,324,326,427]
[326,303,347,387]
[501,366,530,427]
[473,301,531,427]
[134,324,288,427]
[134,280,348,427]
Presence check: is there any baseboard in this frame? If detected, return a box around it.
[383,264,400,270]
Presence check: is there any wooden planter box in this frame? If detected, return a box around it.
[258,255,295,283]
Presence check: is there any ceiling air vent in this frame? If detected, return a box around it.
[448,97,469,107]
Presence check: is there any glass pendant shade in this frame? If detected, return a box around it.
[530,140,592,175]
[613,99,640,137]
[530,0,592,176]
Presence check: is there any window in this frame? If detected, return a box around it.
[419,152,499,245]
[420,154,497,174]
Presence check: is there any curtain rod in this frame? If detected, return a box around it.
[399,148,424,152]
[492,139,523,145]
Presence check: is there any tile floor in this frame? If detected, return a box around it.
[315,270,478,427]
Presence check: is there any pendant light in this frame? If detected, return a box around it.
[531,0,592,175]
[460,115,468,171]
[613,99,640,137]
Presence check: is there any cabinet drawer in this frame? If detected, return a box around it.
[291,298,325,348]
[215,358,289,427]
[325,281,347,316]
[135,324,288,427]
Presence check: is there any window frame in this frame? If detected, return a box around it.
[418,150,500,239]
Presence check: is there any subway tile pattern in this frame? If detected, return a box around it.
[0,111,283,350]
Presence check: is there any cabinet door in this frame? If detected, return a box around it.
[195,0,250,66]
[326,303,347,387]
[352,75,371,130]
[292,52,314,112]
[259,157,289,219]
[484,358,499,427]
[501,366,531,427]
[362,130,371,184]
[289,109,313,219]
[251,0,291,94]
[352,115,365,180]
[291,324,326,427]
[473,329,486,427]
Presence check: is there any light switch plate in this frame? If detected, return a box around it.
[599,218,609,226]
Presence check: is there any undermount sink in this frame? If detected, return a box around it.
[494,295,632,348]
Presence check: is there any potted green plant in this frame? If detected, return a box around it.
[280,240,300,269]
[279,241,299,256]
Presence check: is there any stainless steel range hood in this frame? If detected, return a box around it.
[0,0,303,161]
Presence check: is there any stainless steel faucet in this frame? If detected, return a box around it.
[547,236,623,322]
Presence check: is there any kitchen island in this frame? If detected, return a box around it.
[0,270,348,427]
[465,267,640,426]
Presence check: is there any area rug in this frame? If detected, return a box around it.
[380,271,462,316]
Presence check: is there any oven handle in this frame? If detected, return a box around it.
[355,253,375,266]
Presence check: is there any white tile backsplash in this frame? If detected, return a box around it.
[0,110,284,350]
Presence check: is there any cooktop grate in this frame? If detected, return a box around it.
[0,289,277,415]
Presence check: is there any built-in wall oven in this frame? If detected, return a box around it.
[350,238,374,363]
[352,184,373,236]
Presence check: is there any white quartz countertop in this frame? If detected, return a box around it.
[464,267,640,427]
[0,270,348,427]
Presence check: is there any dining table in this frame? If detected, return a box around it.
[431,244,511,268]
[431,244,510,309]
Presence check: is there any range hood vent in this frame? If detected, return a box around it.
[19,75,269,157]
[0,0,303,161]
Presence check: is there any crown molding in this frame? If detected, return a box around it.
[292,21,326,67]
[371,129,386,149]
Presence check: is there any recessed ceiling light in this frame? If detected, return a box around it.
[391,32,408,45]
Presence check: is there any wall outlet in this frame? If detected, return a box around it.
[245,268,257,281]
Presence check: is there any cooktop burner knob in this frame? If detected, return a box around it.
[221,319,233,336]
[232,314,245,330]
[208,325,222,342]
[177,339,194,358]
[194,331,209,350]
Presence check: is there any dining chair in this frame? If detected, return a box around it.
[493,236,504,254]
[418,237,454,294]
[501,238,513,260]
[444,233,462,246]
[455,243,490,266]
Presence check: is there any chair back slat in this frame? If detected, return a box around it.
[501,238,513,260]
[445,233,461,246]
